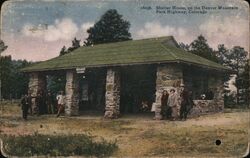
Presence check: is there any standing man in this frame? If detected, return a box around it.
[35,92,43,115]
[21,94,29,120]
[46,91,54,114]
[179,84,190,120]
[56,91,65,117]
[167,89,178,121]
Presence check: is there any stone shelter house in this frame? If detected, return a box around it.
[22,36,233,119]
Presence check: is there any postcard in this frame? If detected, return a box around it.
[0,0,249,157]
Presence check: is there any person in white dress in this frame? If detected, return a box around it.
[56,91,65,117]
[167,89,179,120]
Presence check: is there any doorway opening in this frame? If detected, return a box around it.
[120,64,156,114]
[78,68,106,114]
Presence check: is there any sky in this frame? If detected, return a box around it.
[1,0,249,62]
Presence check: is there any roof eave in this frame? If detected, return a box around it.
[21,60,233,73]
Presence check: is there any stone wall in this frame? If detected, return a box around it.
[208,75,224,111]
[104,68,120,119]
[154,64,183,119]
[65,70,79,116]
[189,75,224,117]
[28,73,46,114]
[190,100,224,117]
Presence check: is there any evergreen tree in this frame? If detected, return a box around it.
[190,35,218,62]
[67,38,81,52]
[59,46,67,56]
[237,60,249,106]
[179,42,190,51]
[216,44,236,106]
[229,46,249,105]
[0,55,12,99]
[0,40,8,100]
[0,40,8,54]
[216,45,249,106]
[0,56,31,99]
[216,44,230,65]
[9,60,31,99]
[59,38,81,56]
[84,9,132,46]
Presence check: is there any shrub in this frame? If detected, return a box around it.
[2,133,118,157]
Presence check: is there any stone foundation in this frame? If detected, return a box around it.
[154,64,183,119]
[104,68,120,119]
[28,73,46,114]
[65,70,79,116]
[189,100,224,117]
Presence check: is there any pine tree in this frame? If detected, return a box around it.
[0,40,8,100]
[224,46,248,105]
[67,38,81,52]
[59,38,81,56]
[179,42,190,51]
[59,46,67,56]
[190,35,218,62]
[84,9,132,46]
[0,40,8,54]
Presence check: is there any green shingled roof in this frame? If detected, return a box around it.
[22,36,231,72]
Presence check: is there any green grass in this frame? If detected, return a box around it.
[1,133,118,157]
[143,124,248,157]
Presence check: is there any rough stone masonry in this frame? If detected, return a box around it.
[104,68,121,119]
[28,73,46,114]
[65,70,79,116]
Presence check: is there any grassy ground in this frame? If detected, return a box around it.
[0,102,249,157]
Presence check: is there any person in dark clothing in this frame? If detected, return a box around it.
[187,91,194,113]
[179,84,190,120]
[205,89,214,100]
[35,92,43,115]
[46,91,54,114]
[21,94,30,120]
[161,90,170,119]
[41,91,47,114]
[27,93,33,115]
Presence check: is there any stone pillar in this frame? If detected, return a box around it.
[104,68,120,119]
[28,73,46,114]
[208,75,224,112]
[214,76,224,111]
[154,64,183,120]
[65,70,79,116]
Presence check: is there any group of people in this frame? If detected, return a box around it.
[158,84,194,121]
[20,90,66,120]
[21,84,194,121]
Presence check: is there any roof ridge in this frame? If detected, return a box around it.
[160,43,179,60]
[78,36,172,47]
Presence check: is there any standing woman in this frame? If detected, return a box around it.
[167,89,178,121]
[161,90,169,119]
